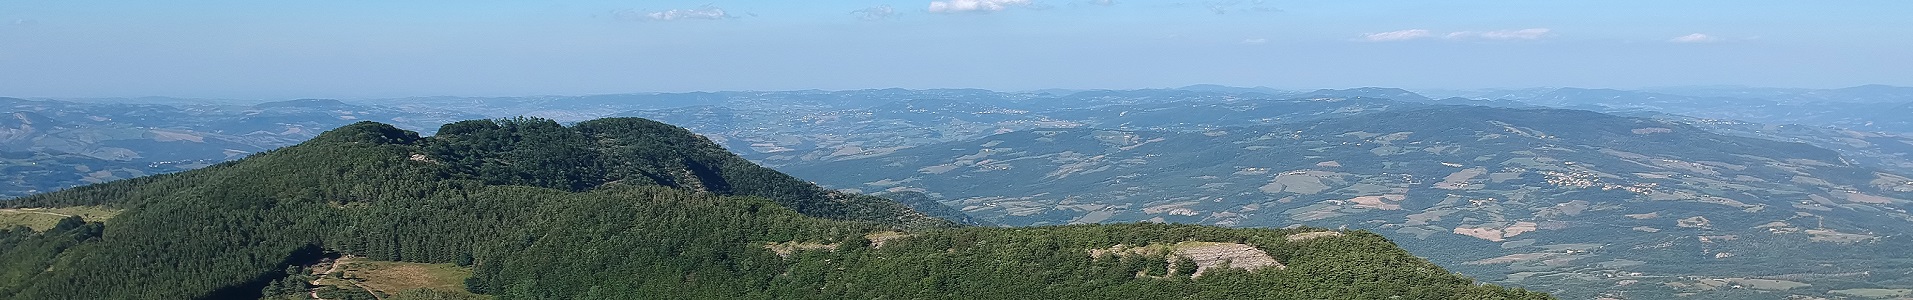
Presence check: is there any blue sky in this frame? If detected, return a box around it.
[1,0,1909,98]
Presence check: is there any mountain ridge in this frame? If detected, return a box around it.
[0,117,1548,299]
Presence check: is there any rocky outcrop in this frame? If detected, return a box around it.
[1173,243,1285,278]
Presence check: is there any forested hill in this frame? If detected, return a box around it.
[0,117,1548,299]
[420,117,958,228]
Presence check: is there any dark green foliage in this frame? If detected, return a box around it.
[314,286,377,300]
[423,117,953,228]
[0,220,102,295]
[260,266,314,299]
[1172,255,1198,277]
[0,118,1548,299]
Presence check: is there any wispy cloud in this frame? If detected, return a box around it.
[928,0,1033,13]
[614,5,732,21]
[1669,33,1721,43]
[1361,29,1434,42]
[1085,0,1115,6]
[1204,0,1278,14]
[1241,38,1268,45]
[852,5,899,20]
[1474,28,1551,40]
[1364,28,1551,42]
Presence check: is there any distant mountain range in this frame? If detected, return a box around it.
[1425,86,1913,134]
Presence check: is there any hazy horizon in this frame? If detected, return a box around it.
[14,83,1913,104]
[12,83,1913,103]
[3,1,1909,99]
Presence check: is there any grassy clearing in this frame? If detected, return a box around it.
[1726,278,1809,291]
[0,206,123,231]
[330,259,488,299]
[0,213,66,232]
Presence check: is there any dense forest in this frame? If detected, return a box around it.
[0,117,1549,299]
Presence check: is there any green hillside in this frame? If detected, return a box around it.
[0,117,1546,299]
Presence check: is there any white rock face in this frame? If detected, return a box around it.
[1173,243,1285,278]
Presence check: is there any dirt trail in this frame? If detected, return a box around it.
[307,257,343,300]
[305,256,384,300]
[351,279,384,300]
[313,257,346,285]
[346,269,385,299]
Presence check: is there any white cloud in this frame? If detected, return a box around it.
[1361,29,1434,42]
[615,6,731,21]
[852,5,898,20]
[1391,28,1555,41]
[928,0,1032,13]
[1476,28,1551,40]
[1241,38,1268,45]
[1203,0,1277,14]
[1670,33,1721,43]
[1086,0,1115,6]
[649,7,729,20]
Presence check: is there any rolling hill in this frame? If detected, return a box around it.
[0,97,482,198]
[0,117,1546,299]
